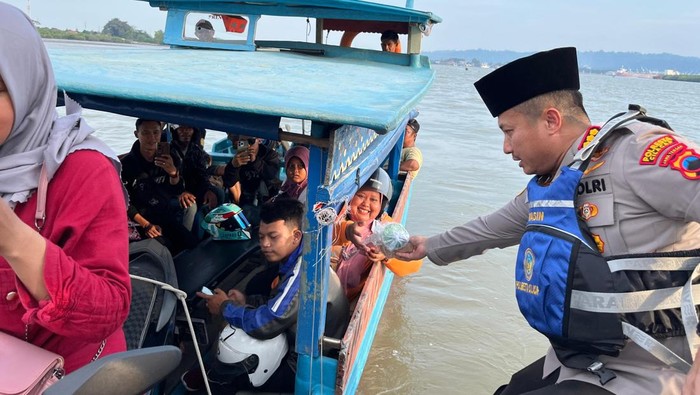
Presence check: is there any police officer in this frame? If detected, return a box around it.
[396,47,700,394]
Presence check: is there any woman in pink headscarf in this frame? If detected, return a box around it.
[270,145,309,203]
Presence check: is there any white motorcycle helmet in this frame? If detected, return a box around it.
[217,324,288,387]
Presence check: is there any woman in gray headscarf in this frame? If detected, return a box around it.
[0,2,131,373]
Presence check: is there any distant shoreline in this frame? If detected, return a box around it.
[435,63,700,83]
[659,74,700,83]
[427,49,700,75]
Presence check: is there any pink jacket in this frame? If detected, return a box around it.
[0,150,131,373]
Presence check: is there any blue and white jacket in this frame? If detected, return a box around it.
[221,243,302,339]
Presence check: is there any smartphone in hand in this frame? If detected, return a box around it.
[236,140,249,152]
[201,286,214,296]
[156,142,170,156]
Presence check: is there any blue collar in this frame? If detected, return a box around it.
[279,238,303,275]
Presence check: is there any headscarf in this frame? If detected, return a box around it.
[0,2,124,208]
[280,145,309,200]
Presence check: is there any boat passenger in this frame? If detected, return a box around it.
[195,19,215,42]
[333,168,421,301]
[222,133,282,225]
[170,124,223,233]
[400,118,423,179]
[120,119,198,254]
[189,198,349,392]
[380,29,401,53]
[0,2,131,374]
[395,47,700,395]
[269,145,309,203]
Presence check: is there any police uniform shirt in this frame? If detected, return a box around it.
[424,120,700,394]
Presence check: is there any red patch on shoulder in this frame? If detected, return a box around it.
[639,135,678,165]
[578,127,601,150]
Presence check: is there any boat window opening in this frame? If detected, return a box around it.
[184,12,250,43]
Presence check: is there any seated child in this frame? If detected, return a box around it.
[332,168,422,301]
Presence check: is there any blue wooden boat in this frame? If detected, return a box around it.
[46,1,440,393]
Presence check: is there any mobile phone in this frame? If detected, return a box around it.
[236,139,249,152]
[201,286,213,296]
[156,142,170,156]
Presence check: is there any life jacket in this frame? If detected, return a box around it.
[515,105,700,384]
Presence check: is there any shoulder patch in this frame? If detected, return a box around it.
[639,135,678,165]
[670,148,700,180]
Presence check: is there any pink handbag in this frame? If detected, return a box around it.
[1,166,63,394]
[0,331,64,395]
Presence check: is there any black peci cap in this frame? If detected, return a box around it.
[474,47,580,117]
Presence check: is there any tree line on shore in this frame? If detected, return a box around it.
[38,18,163,44]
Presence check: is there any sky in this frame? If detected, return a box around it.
[5,0,700,58]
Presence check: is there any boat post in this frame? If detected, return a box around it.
[296,131,337,394]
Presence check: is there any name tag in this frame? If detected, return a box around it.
[577,174,612,196]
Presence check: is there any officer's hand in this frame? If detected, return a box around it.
[394,235,427,261]
[683,348,700,394]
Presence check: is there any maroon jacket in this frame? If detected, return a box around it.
[0,150,131,373]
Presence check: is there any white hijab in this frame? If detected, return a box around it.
[0,2,124,208]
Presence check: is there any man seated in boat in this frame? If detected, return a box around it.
[400,118,423,179]
[221,133,282,225]
[120,119,198,254]
[332,168,421,302]
[191,198,349,392]
[170,124,224,235]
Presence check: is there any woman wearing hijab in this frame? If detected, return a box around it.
[0,3,131,374]
[271,145,309,203]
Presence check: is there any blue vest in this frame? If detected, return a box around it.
[515,167,624,357]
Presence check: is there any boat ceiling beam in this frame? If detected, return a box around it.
[57,93,281,140]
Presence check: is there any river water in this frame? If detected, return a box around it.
[72,60,700,394]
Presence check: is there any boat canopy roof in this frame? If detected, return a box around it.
[142,0,441,25]
[48,41,434,138]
